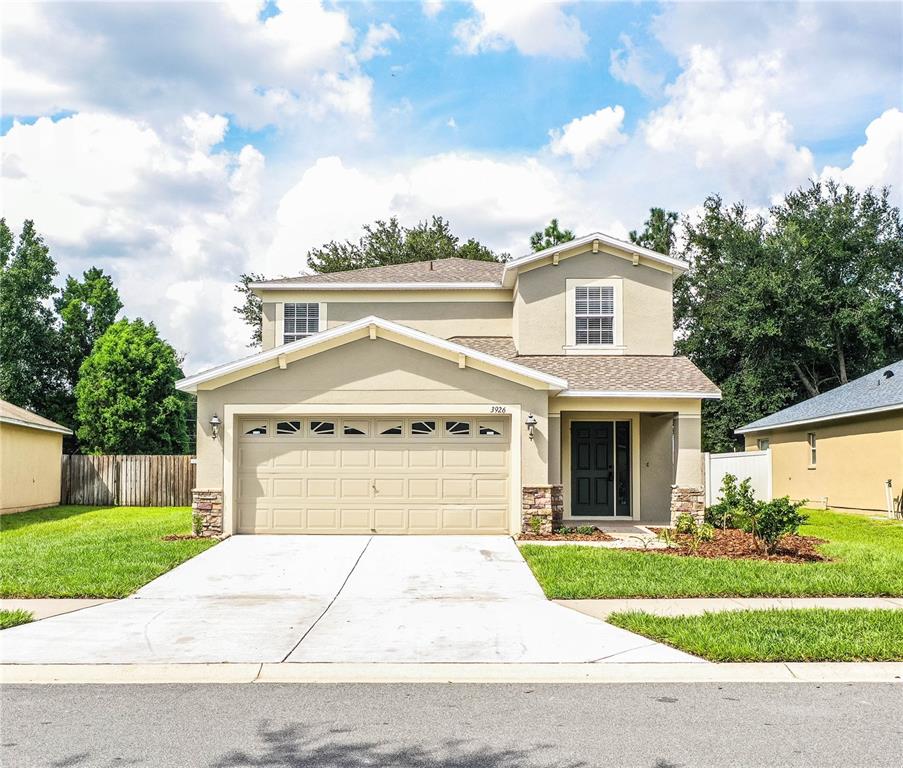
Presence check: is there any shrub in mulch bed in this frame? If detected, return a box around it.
[519,528,615,542]
[648,527,829,563]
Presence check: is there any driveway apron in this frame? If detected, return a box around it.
[1,535,700,664]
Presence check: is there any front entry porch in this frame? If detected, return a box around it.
[519,400,707,534]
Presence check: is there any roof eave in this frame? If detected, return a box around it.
[736,401,903,434]
[0,415,73,435]
[249,281,505,291]
[558,390,721,399]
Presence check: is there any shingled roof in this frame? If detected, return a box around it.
[449,337,721,396]
[738,359,903,433]
[0,399,72,435]
[254,257,505,286]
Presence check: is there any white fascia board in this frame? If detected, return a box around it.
[249,281,503,291]
[502,232,689,286]
[736,402,903,434]
[0,415,72,435]
[558,390,721,400]
[176,316,567,393]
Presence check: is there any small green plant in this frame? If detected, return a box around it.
[705,474,757,529]
[528,515,543,535]
[743,496,808,554]
[656,528,676,548]
[674,513,698,535]
[697,522,715,542]
[192,511,203,537]
[573,525,597,535]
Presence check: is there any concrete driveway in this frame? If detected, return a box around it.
[0,536,700,664]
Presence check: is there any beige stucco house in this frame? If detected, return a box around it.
[177,233,720,537]
[0,400,72,515]
[738,360,903,514]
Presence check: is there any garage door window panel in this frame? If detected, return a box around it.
[276,420,302,436]
[445,420,471,436]
[310,420,335,436]
[377,420,403,436]
[343,420,369,437]
[410,420,436,436]
[242,420,268,437]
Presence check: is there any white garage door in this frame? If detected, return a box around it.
[236,415,510,534]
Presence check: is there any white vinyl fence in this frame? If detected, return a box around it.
[704,450,772,507]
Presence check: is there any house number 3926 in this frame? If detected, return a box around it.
[490,406,507,413]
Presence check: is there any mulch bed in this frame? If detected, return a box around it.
[519,529,615,542]
[648,527,829,563]
[161,534,200,541]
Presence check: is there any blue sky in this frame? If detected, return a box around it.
[1,1,900,371]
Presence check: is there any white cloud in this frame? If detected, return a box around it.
[358,23,401,62]
[650,1,902,141]
[609,34,665,97]
[0,112,268,372]
[821,108,903,204]
[422,1,444,19]
[454,1,587,59]
[642,46,814,196]
[0,1,371,131]
[265,152,600,275]
[447,117,458,129]
[548,106,628,167]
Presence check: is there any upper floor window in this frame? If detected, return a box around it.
[283,303,319,343]
[575,285,615,345]
[807,433,817,467]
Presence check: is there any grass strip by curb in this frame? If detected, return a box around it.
[608,608,903,662]
[0,609,33,630]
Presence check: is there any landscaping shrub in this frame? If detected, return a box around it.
[705,474,756,529]
[674,513,698,535]
[744,496,808,554]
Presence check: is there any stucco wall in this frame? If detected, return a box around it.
[195,337,549,490]
[744,412,903,512]
[0,423,63,514]
[639,414,674,522]
[324,301,511,339]
[513,249,674,356]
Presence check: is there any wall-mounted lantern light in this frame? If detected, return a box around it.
[209,413,221,440]
[525,412,538,441]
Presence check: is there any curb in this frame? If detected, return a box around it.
[3,662,902,685]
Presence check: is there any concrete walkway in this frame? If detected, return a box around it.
[558,596,903,620]
[0,599,114,621]
[0,536,699,665]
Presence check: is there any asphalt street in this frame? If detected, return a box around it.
[3,682,902,767]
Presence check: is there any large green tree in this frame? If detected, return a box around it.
[307,216,502,273]
[75,318,190,454]
[233,272,265,347]
[675,182,903,451]
[0,219,62,416]
[629,207,679,255]
[530,218,575,252]
[54,267,122,427]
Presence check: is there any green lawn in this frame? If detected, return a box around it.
[0,506,216,598]
[0,609,33,630]
[608,608,903,662]
[521,509,903,598]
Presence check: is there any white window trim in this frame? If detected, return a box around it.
[279,302,326,345]
[807,432,817,468]
[564,278,625,355]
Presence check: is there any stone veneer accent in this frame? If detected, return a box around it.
[522,485,564,534]
[670,485,705,524]
[192,489,224,537]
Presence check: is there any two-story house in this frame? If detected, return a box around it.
[177,232,720,537]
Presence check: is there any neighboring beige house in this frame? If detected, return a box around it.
[738,360,903,514]
[178,233,720,537]
[0,400,72,515]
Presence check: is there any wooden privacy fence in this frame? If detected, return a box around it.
[60,454,196,507]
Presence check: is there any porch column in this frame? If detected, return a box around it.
[671,413,704,523]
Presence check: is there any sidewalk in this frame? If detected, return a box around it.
[557,596,903,619]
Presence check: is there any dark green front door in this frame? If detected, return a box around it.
[570,421,614,517]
